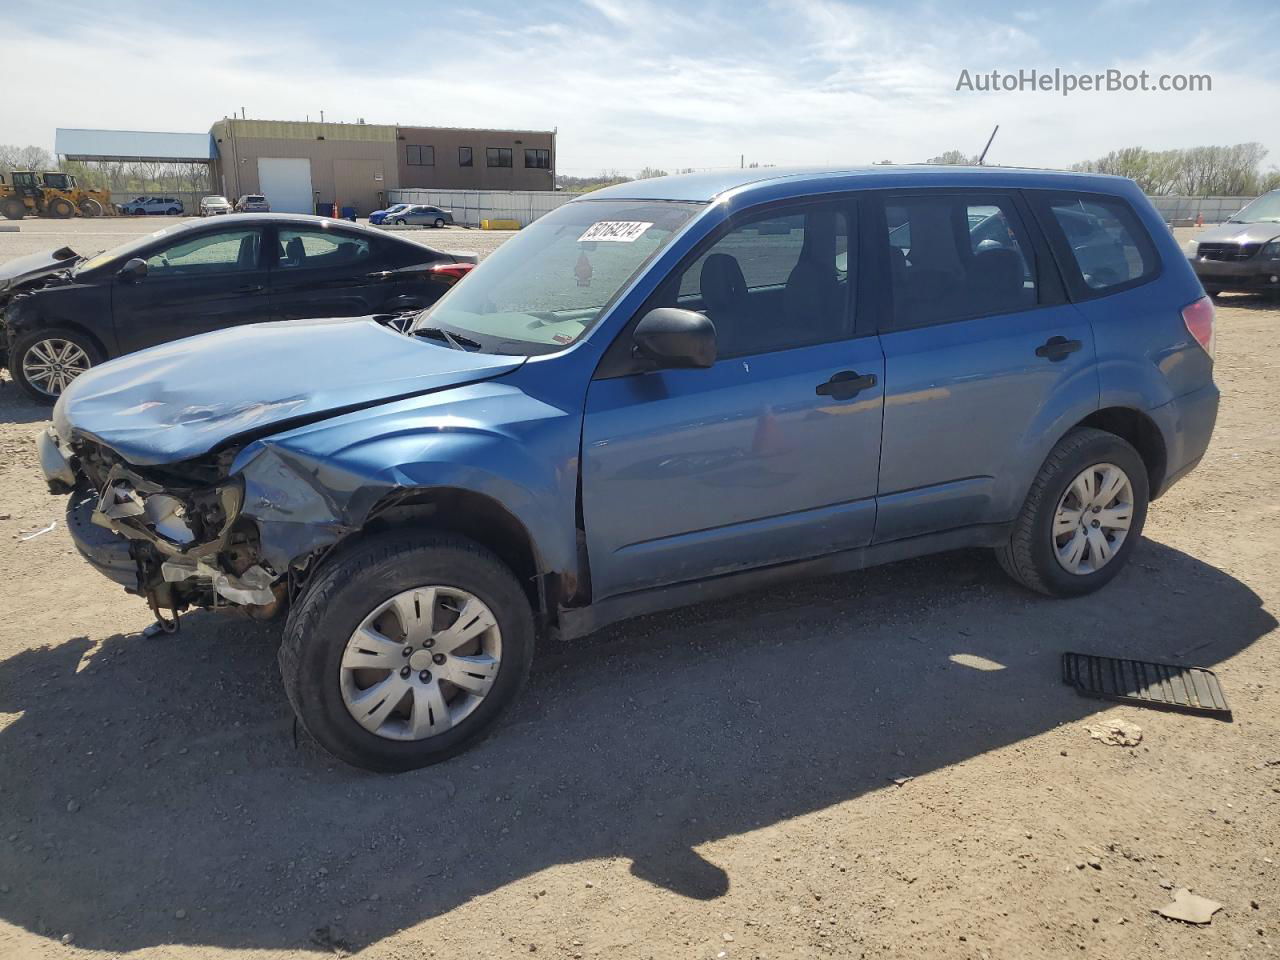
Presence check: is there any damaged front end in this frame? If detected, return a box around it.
[44,428,287,626]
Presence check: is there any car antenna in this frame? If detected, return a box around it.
[977,124,1000,166]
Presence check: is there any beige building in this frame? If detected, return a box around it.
[396,126,555,191]
[210,119,556,215]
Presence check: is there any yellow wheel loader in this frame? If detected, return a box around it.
[0,171,116,220]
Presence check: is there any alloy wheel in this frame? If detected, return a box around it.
[21,338,92,396]
[339,586,502,741]
[1052,462,1134,575]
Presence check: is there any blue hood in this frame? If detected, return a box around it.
[55,316,525,465]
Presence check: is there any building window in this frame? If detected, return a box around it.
[458,146,473,167]
[486,147,513,168]
[524,148,551,169]
[407,144,434,166]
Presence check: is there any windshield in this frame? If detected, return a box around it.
[1230,191,1280,223]
[411,199,702,354]
[77,222,193,273]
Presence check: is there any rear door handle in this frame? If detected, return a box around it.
[234,283,264,294]
[366,270,396,280]
[1035,336,1083,362]
[816,370,877,400]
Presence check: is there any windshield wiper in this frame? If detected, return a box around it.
[414,326,482,351]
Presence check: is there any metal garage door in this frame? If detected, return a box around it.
[257,157,313,214]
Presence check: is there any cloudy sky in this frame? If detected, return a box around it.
[3,0,1278,176]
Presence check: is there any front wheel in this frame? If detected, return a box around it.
[434,218,445,228]
[1,197,25,220]
[394,218,406,225]
[280,532,535,772]
[996,427,1149,597]
[78,198,103,217]
[12,327,103,403]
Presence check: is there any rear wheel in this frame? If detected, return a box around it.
[280,531,535,771]
[47,197,74,219]
[1,197,25,220]
[78,197,103,217]
[996,427,1148,597]
[434,217,445,228]
[12,327,102,403]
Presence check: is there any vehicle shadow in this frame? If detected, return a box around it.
[0,374,53,425]
[0,539,1271,952]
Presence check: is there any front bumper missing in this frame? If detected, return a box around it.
[42,426,282,610]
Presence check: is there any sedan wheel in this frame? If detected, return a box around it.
[18,335,94,399]
[339,585,502,741]
[1052,462,1133,575]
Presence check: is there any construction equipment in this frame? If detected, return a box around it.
[0,171,116,220]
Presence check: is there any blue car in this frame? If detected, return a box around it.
[40,165,1218,770]
[368,203,412,225]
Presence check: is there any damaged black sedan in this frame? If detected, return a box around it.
[1,213,474,402]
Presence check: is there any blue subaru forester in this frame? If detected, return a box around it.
[39,166,1218,770]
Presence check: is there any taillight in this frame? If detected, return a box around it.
[1182,295,1215,361]
[428,262,474,284]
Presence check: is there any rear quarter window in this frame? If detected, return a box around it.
[1037,193,1159,297]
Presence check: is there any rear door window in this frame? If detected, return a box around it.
[879,193,1037,328]
[277,227,372,269]
[1039,195,1157,294]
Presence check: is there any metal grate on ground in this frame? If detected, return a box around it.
[1062,652,1231,719]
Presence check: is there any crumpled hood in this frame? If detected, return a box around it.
[0,246,79,296]
[1191,222,1280,246]
[55,316,525,465]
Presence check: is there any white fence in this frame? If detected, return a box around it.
[388,188,572,228]
[1147,196,1253,225]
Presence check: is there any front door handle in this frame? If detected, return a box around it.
[816,370,877,400]
[233,283,264,294]
[1035,336,1083,362]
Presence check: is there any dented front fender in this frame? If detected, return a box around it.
[231,379,583,583]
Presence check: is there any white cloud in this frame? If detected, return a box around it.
[2,1,1276,178]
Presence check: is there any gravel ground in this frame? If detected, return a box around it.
[0,220,1278,959]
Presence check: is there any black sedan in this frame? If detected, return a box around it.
[0,213,476,402]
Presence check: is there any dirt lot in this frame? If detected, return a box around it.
[0,219,1278,960]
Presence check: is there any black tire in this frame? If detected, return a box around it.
[996,427,1149,597]
[434,218,445,228]
[48,197,74,219]
[280,531,535,772]
[133,208,147,215]
[11,326,104,403]
[2,197,27,220]
[394,218,406,225]
[78,198,103,217]
[167,207,181,216]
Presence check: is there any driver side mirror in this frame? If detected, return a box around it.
[118,258,148,282]
[632,308,717,370]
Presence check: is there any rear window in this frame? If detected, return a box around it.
[1043,195,1157,294]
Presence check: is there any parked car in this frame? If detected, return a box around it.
[389,204,454,227]
[119,196,184,216]
[1185,189,1280,296]
[38,167,1217,771]
[200,195,232,216]
[235,194,270,213]
[369,203,412,225]
[1,213,475,400]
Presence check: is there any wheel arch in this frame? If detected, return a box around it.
[9,318,111,367]
[321,486,557,625]
[1071,406,1168,498]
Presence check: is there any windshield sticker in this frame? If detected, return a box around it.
[577,221,654,243]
